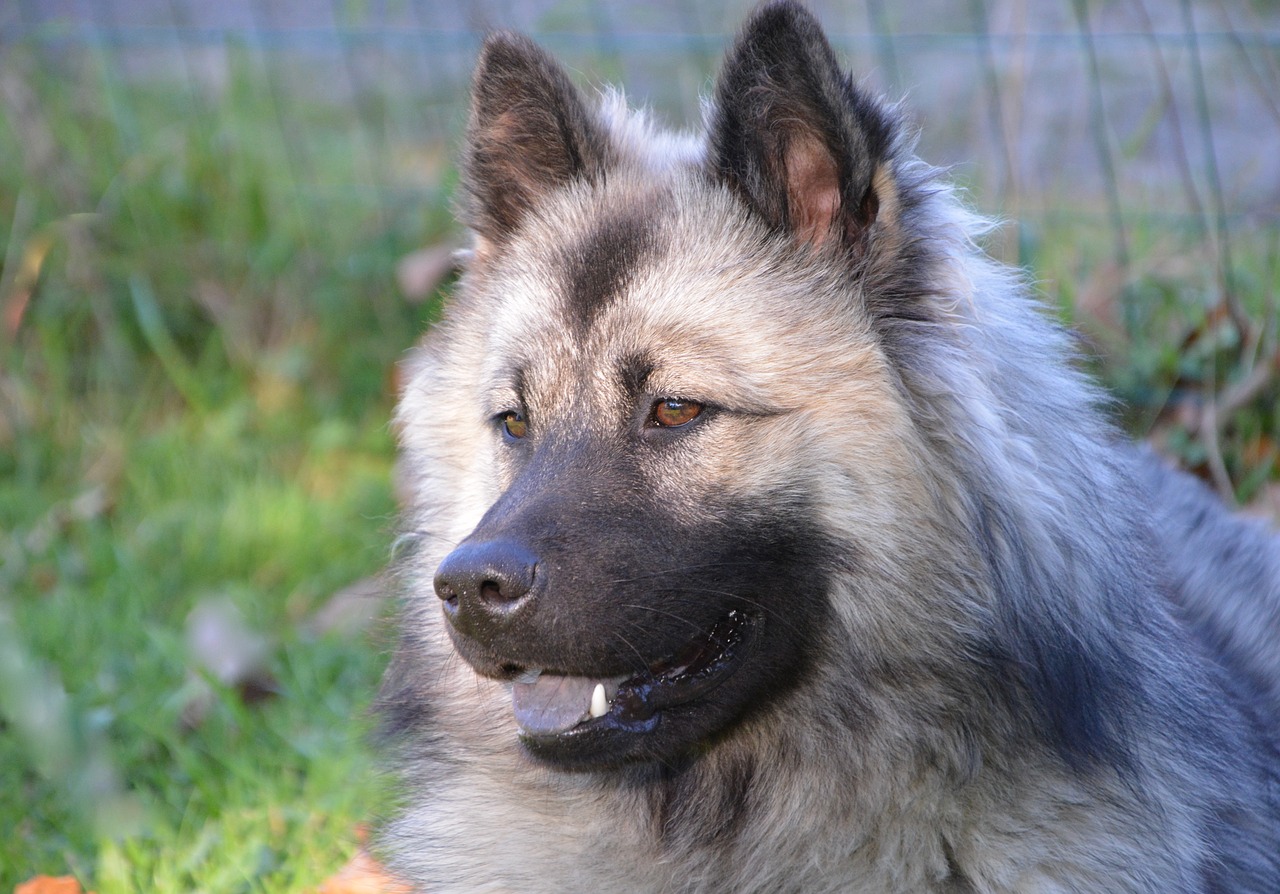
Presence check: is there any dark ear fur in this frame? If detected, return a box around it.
[465,34,611,242]
[708,1,894,251]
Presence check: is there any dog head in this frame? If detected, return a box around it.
[397,1,944,769]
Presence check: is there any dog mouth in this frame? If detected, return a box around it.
[509,609,756,744]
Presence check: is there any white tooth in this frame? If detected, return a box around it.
[589,683,608,718]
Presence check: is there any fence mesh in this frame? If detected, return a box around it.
[5,0,1278,227]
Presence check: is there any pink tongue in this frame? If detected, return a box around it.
[512,675,596,735]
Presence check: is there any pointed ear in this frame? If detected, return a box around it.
[464,33,611,243]
[707,1,894,252]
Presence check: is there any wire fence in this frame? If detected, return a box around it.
[6,1,1279,212]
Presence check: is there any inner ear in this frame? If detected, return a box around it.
[785,134,844,247]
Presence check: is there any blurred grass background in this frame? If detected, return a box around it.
[1,0,1278,891]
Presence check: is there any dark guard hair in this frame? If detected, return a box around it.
[462,33,613,243]
[709,2,893,250]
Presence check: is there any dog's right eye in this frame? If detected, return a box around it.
[650,398,703,428]
[498,411,528,440]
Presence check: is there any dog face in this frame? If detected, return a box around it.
[430,186,860,768]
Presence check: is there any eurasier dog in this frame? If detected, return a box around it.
[376,3,1280,890]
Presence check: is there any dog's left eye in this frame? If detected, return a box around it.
[498,410,528,440]
[650,398,703,428]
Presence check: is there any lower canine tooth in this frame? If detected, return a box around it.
[589,683,608,718]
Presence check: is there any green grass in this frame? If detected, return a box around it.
[2,355,404,891]
[0,45,440,892]
[1,36,1277,894]
[1021,211,1280,502]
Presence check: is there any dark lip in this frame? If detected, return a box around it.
[615,608,755,718]
[515,609,758,761]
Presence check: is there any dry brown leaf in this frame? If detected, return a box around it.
[304,577,386,638]
[2,228,55,338]
[15,876,93,894]
[1073,260,1125,338]
[1245,481,1280,526]
[181,596,278,728]
[396,244,458,303]
[314,850,409,894]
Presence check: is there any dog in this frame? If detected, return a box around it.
[375,2,1280,890]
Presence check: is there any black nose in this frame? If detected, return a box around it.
[434,539,538,637]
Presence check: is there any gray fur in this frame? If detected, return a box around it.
[377,3,1280,891]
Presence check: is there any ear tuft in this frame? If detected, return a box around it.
[708,1,894,251]
[465,34,611,242]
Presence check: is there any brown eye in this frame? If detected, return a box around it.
[651,398,703,428]
[500,411,528,439]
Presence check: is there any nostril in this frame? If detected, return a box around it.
[480,579,521,605]
[437,583,460,610]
